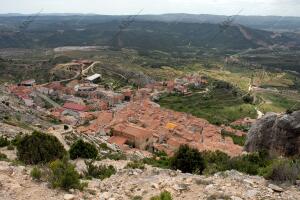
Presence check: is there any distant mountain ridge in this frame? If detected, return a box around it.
[0,15,300,51]
[1,13,300,32]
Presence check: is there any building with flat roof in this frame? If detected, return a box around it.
[20,79,36,87]
[85,74,101,83]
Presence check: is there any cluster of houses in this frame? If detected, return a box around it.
[166,74,208,95]
[8,73,133,126]
[144,73,208,96]
[77,99,243,156]
[7,71,248,156]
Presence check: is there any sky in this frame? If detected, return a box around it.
[1,0,300,16]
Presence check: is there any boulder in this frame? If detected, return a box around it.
[268,184,284,192]
[244,111,300,156]
[63,194,75,200]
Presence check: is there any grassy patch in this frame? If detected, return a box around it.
[143,151,171,169]
[258,92,300,113]
[150,191,172,200]
[30,167,42,181]
[126,161,145,169]
[221,130,246,146]
[159,88,257,125]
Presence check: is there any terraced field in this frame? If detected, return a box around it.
[159,88,257,125]
[257,92,300,113]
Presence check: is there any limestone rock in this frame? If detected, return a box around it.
[63,194,76,200]
[245,111,300,156]
[268,184,284,192]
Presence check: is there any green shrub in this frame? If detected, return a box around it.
[69,139,98,160]
[99,143,110,150]
[7,144,14,150]
[202,151,231,174]
[132,196,143,200]
[100,152,127,161]
[10,159,25,166]
[126,161,145,169]
[16,131,66,164]
[84,161,116,180]
[30,167,42,181]
[0,152,7,161]
[143,151,171,169]
[228,151,271,175]
[171,145,205,174]
[260,159,300,184]
[0,136,10,147]
[11,133,22,146]
[228,157,260,175]
[150,191,172,200]
[230,124,250,132]
[49,157,85,190]
[221,130,246,146]
[242,94,254,104]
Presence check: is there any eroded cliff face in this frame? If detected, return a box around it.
[245,111,300,156]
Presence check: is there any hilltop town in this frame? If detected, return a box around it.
[1,8,300,200]
[4,59,251,158]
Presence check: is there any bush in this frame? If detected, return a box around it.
[171,145,205,174]
[0,136,10,147]
[99,143,110,150]
[260,159,300,184]
[126,161,145,169]
[0,152,7,161]
[69,139,98,160]
[202,151,231,174]
[30,167,42,181]
[242,94,254,104]
[143,152,171,169]
[49,157,85,190]
[11,133,22,146]
[100,152,127,161]
[150,191,172,200]
[17,131,66,164]
[230,124,250,132]
[132,196,143,200]
[221,130,246,146]
[228,151,271,175]
[7,144,14,150]
[84,161,116,180]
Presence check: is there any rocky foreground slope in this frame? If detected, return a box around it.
[245,110,300,156]
[0,158,300,200]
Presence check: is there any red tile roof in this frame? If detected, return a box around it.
[113,123,153,139]
[108,136,127,146]
[63,102,88,112]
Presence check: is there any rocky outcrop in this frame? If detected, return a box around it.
[245,110,300,156]
[1,158,300,200]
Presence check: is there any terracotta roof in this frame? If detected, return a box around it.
[46,82,63,90]
[108,136,127,146]
[113,123,153,139]
[63,102,88,112]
